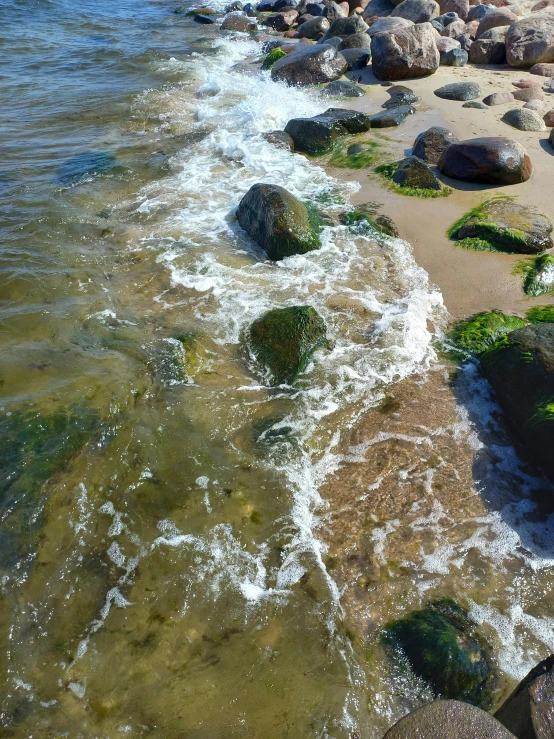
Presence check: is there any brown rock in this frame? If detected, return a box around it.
[391,0,440,23]
[263,130,295,150]
[220,13,257,30]
[477,7,517,36]
[506,9,554,67]
[441,0,469,20]
[513,86,544,100]
[371,21,440,79]
[530,61,554,74]
[441,19,467,37]
[524,99,544,109]
[483,91,515,104]
[297,15,330,36]
[513,78,543,87]
[270,43,348,84]
[437,136,532,185]
[532,0,554,10]
[544,108,554,124]
[264,8,299,29]
[469,37,506,62]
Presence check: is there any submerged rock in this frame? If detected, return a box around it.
[480,324,554,482]
[495,654,554,739]
[371,22,439,80]
[412,126,458,164]
[320,80,365,97]
[383,598,495,708]
[438,137,532,185]
[370,104,416,127]
[237,184,321,260]
[263,129,295,150]
[384,700,517,739]
[249,305,328,384]
[285,108,372,152]
[270,44,348,85]
[434,81,482,100]
[391,155,442,189]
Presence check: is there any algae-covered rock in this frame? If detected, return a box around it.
[237,184,322,260]
[262,46,287,69]
[249,305,328,384]
[449,198,553,254]
[341,208,399,237]
[391,155,442,190]
[526,305,554,324]
[383,598,494,708]
[150,335,204,385]
[518,254,554,297]
[449,311,527,355]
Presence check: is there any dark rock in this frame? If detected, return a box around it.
[462,100,487,108]
[456,198,553,254]
[320,79,365,96]
[506,9,554,68]
[257,0,277,9]
[438,137,532,185]
[412,126,458,164]
[366,16,414,35]
[434,81,482,100]
[495,655,554,739]
[338,31,372,50]
[469,38,506,64]
[370,104,416,126]
[384,700,518,739]
[340,47,371,69]
[263,130,295,150]
[274,0,296,8]
[322,0,348,20]
[371,22,440,80]
[513,86,544,101]
[306,1,324,13]
[220,13,257,30]
[441,47,468,64]
[244,3,258,14]
[284,108,371,152]
[434,11,459,26]
[375,214,399,236]
[249,305,328,385]
[457,33,473,52]
[483,91,515,105]
[317,35,342,48]
[298,15,330,35]
[480,26,509,41]
[225,0,244,10]
[193,12,216,23]
[481,325,554,482]
[391,155,442,189]
[271,44,348,85]
[467,3,495,22]
[384,599,494,707]
[502,108,547,131]
[382,84,418,107]
[237,184,321,260]
[264,8,299,29]
[322,15,369,38]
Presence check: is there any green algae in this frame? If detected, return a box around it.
[514,254,554,297]
[526,305,554,324]
[374,162,451,199]
[262,47,287,70]
[448,311,527,356]
[530,398,554,426]
[342,210,397,238]
[249,305,328,385]
[329,140,381,169]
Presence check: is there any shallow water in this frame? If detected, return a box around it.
[1,1,554,737]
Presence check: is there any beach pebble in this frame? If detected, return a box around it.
[224,0,243,10]
[322,0,348,19]
[502,107,547,131]
[412,126,459,164]
[434,81,482,100]
[264,9,299,30]
[513,86,544,101]
[284,108,371,152]
[466,3,495,22]
[220,13,257,30]
[322,14,368,39]
[438,136,532,184]
[483,91,514,105]
[441,0,469,20]
[543,108,554,124]
[367,16,414,35]
[391,155,443,189]
[263,130,295,150]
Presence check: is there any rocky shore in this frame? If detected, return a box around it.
[191,0,554,735]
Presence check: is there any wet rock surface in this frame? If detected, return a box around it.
[270,43,348,85]
[284,108,372,152]
[438,137,533,185]
[391,155,443,189]
[382,84,419,108]
[412,126,458,164]
[495,655,554,739]
[370,104,416,126]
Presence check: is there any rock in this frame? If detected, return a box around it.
[440,19,466,37]
[341,47,371,67]
[546,76,554,90]
[391,155,443,189]
[530,61,554,74]
[463,100,487,107]
[495,655,554,739]
[513,86,544,101]
[225,0,243,10]
[193,13,216,23]
[263,130,295,150]
[284,108,372,152]
[448,312,528,355]
[503,107,547,131]
[271,44,348,85]
[298,15,330,35]
[457,33,473,51]
[322,14,369,38]
[306,1,324,12]
[481,325,554,481]
[244,3,258,14]
[317,35,342,48]
[323,0,348,19]
[249,306,328,385]
[274,0,296,7]
[237,184,322,261]
[257,0,277,8]
[383,599,494,707]
[221,13,257,30]
[442,0,469,19]
[391,0,440,23]
[480,25,509,40]
[384,701,518,739]
[513,78,543,87]
[442,47,469,63]
[434,81,482,100]
[370,104,416,125]
[412,126,458,164]
[437,36,462,52]
[435,11,460,26]
[469,37,506,62]
[477,6,517,35]
[367,16,414,34]
[532,0,554,8]
[437,137,532,184]
[524,99,544,110]
[320,79,365,95]
[338,31,372,49]
[544,108,554,124]
[467,3,495,22]
[371,22,440,79]
[483,91,515,105]
[264,8,299,28]
[455,198,553,253]
[506,9,554,68]
[382,84,418,107]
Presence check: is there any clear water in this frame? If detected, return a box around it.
[1,1,554,737]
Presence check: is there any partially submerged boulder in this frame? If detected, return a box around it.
[371,22,440,80]
[505,9,554,68]
[480,324,554,481]
[220,13,257,30]
[237,184,321,260]
[412,126,458,164]
[391,155,442,190]
[383,599,495,708]
[438,137,532,185]
[495,655,554,739]
[249,305,328,385]
[320,79,365,97]
[284,108,372,152]
[271,44,348,85]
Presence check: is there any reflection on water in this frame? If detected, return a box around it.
[1,0,553,737]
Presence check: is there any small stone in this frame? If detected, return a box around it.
[370,105,416,126]
[483,91,515,105]
[467,3,494,21]
[543,108,554,125]
[503,107,547,131]
[513,87,544,101]
[434,81,482,100]
[271,44,348,85]
[392,155,443,189]
[462,100,487,108]
[524,99,544,110]
[530,62,554,76]
[320,80,365,96]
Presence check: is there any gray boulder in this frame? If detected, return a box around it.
[413,126,458,164]
[495,655,554,739]
[382,84,418,107]
[322,15,369,39]
[502,108,547,131]
[338,32,372,50]
[391,0,440,23]
[477,7,517,36]
[467,3,495,22]
[506,9,554,68]
[371,22,440,80]
[271,44,348,85]
[367,16,413,34]
[434,81,482,100]
[340,48,371,68]
[322,0,348,19]
[442,47,468,64]
[284,108,372,152]
[370,104,416,126]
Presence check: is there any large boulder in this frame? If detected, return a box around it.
[341,48,371,69]
[469,37,506,62]
[338,31,372,50]
[391,0,440,23]
[236,184,321,260]
[480,325,554,481]
[495,655,554,739]
[271,44,348,85]
[505,9,554,68]
[477,6,517,35]
[438,137,532,185]
[383,599,495,707]
[385,701,517,739]
[442,0,469,20]
[371,22,440,80]
[322,0,348,19]
[220,13,257,30]
[284,108,372,152]
[412,126,458,164]
[249,305,328,385]
[391,155,443,189]
[367,16,414,34]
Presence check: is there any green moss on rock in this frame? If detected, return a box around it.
[526,305,554,324]
[329,140,381,169]
[383,598,494,709]
[515,254,554,298]
[262,47,287,70]
[249,305,328,385]
[374,161,451,199]
[342,209,398,237]
[449,311,527,356]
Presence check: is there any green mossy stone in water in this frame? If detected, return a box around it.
[329,140,381,169]
[262,47,287,70]
[515,254,554,297]
[383,598,494,708]
[342,209,399,237]
[526,305,554,324]
[237,184,322,261]
[449,311,527,355]
[249,305,328,385]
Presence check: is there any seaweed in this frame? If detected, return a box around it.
[261,47,287,70]
[526,305,554,324]
[514,254,554,298]
[374,162,451,199]
[448,311,526,356]
[329,140,381,169]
